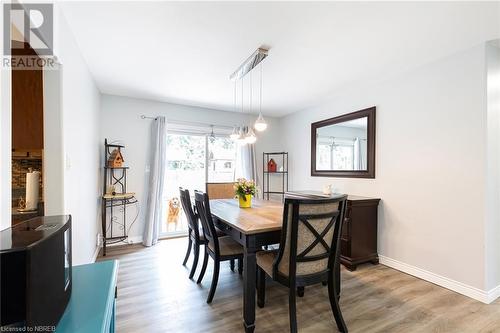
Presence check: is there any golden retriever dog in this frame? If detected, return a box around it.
[167,197,181,230]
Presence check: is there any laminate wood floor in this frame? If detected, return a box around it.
[98,238,500,333]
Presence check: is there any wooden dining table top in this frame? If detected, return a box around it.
[209,199,284,235]
[209,195,371,236]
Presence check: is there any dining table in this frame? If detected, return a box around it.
[209,198,341,333]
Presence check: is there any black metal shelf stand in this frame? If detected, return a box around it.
[262,152,289,201]
[101,139,137,256]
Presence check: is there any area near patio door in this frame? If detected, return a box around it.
[163,132,237,236]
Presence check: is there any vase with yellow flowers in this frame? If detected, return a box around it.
[234,178,256,208]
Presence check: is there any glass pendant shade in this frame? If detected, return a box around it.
[254,113,267,132]
[236,127,247,144]
[245,128,257,144]
[230,127,240,140]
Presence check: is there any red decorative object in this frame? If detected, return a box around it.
[267,158,277,172]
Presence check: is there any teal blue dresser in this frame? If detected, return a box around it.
[56,260,119,333]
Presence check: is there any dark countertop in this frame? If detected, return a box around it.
[1,215,71,253]
[11,202,45,226]
[11,209,39,216]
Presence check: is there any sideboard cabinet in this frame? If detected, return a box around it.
[340,196,380,271]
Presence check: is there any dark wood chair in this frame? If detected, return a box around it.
[205,182,242,273]
[179,188,227,282]
[179,187,205,280]
[194,190,244,303]
[256,195,349,333]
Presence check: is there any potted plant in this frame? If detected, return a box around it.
[234,178,256,208]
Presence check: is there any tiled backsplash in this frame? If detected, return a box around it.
[12,158,43,207]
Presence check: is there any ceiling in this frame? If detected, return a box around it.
[60,2,499,117]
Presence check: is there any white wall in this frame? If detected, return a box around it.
[43,64,64,215]
[485,40,500,290]
[53,6,101,264]
[281,45,488,295]
[100,94,281,243]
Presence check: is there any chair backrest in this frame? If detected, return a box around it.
[205,182,235,200]
[194,190,219,253]
[179,188,201,240]
[273,195,348,280]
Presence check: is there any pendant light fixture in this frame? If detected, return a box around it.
[236,77,247,145]
[236,127,247,145]
[230,126,240,140]
[209,125,216,143]
[230,81,241,140]
[245,72,257,144]
[245,127,257,144]
[254,62,268,132]
[229,47,269,144]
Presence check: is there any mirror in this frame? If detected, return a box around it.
[311,107,375,178]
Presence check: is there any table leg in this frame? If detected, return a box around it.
[243,247,257,333]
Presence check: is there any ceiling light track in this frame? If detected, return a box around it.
[229,47,268,81]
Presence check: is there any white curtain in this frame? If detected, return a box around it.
[235,144,260,197]
[353,137,362,170]
[143,116,167,247]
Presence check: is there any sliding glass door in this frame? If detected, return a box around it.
[161,132,237,236]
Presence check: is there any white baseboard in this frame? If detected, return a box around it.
[91,236,143,261]
[106,235,143,247]
[91,245,100,263]
[486,284,500,304]
[379,255,500,304]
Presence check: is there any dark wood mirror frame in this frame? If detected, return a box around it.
[311,106,376,178]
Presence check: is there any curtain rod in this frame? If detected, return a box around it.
[140,115,233,130]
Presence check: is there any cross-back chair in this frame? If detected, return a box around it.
[256,195,349,333]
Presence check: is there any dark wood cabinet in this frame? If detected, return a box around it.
[11,41,44,150]
[340,195,380,271]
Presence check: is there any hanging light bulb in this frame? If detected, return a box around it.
[236,79,247,145]
[229,80,241,140]
[254,113,267,132]
[254,62,267,132]
[209,125,216,143]
[230,126,240,140]
[245,127,257,144]
[237,126,248,145]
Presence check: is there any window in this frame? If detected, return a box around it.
[317,140,354,170]
[332,144,354,170]
[163,132,237,236]
[208,137,237,182]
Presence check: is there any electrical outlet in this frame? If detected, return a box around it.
[96,233,101,247]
